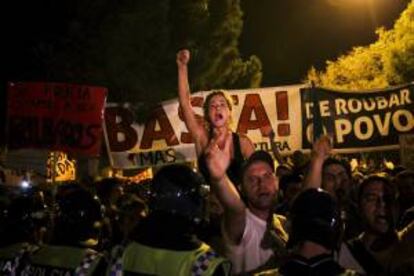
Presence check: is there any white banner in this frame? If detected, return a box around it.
[104,85,305,169]
[104,83,414,169]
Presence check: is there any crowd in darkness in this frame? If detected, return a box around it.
[0,136,414,275]
[0,49,413,275]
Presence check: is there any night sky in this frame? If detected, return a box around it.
[1,0,409,139]
[2,0,409,87]
[1,0,410,151]
[239,0,408,86]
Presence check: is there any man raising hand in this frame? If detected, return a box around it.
[205,133,288,275]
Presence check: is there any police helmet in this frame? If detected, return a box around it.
[3,188,50,244]
[1,196,35,245]
[53,183,103,247]
[150,164,206,224]
[288,188,342,250]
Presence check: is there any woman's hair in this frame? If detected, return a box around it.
[203,90,233,116]
[202,90,233,129]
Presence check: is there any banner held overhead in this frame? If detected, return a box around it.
[103,83,413,169]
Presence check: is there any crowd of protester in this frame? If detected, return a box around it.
[0,49,413,275]
[0,136,413,275]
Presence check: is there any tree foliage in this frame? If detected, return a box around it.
[307,0,414,90]
[36,0,262,118]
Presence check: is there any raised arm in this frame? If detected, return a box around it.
[304,135,332,190]
[176,49,206,152]
[268,130,284,165]
[205,132,247,244]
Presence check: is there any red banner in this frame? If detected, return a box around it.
[7,82,107,156]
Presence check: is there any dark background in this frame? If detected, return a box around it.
[3,0,408,87]
[1,0,409,146]
[239,0,408,85]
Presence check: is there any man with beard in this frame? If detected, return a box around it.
[322,157,352,201]
[205,134,288,275]
[338,174,414,275]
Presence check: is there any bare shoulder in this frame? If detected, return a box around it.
[238,132,251,141]
[238,133,255,158]
[194,131,209,155]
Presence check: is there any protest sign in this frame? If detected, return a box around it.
[104,85,304,168]
[7,82,107,156]
[302,85,414,152]
[104,83,414,169]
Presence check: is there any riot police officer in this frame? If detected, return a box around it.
[24,183,106,275]
[0,192,44,275]
[258,188,357,276]
[108,164,231,275]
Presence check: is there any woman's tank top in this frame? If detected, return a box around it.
[197,132,245,188]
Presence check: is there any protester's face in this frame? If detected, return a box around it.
[360,181,396,235]
[322,164,350,200]
[207,95,230,128]
[242,161,278,210]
